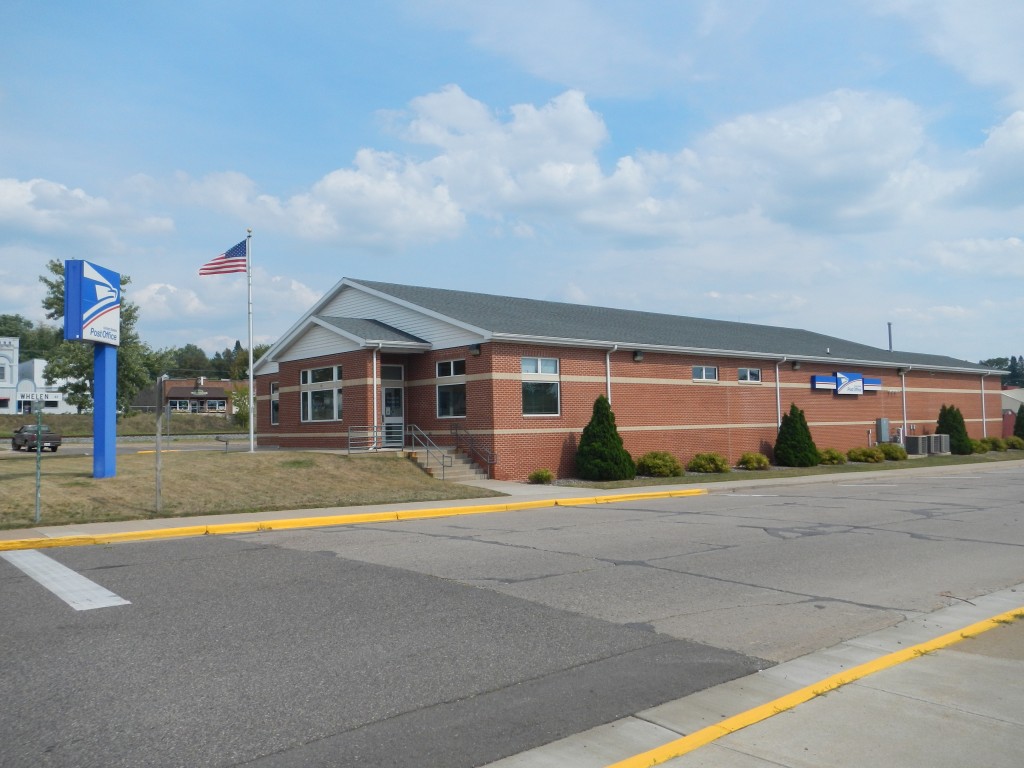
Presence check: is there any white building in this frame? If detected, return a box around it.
[0,336,78,415]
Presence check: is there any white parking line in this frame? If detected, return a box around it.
[1,550,131,611]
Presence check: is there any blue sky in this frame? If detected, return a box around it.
[2,1,1023,362]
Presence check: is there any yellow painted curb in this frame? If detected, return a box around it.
[604,606,1024,768]
[0,488,707,551]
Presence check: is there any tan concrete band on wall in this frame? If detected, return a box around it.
[0,489,708,552]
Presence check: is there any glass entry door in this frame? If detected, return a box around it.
[382,386,404,447]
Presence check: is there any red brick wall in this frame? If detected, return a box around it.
[256,342,1001,480]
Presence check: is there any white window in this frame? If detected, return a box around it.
[522,357,560,415]
[270,382,279,425]
[437,360,466,418]
[169,400,190,412]
[693,365,718,381]
[738,368,761,383]
[300,365,341,385]
[206,399,227,412]
[300,365,343,422]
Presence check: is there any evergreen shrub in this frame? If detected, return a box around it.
[847,446,885,463]
[981,436,1007,452]
[970,439,988,454]
[575,395,635,481]
[528,468,554,484]
[879,442,908,460]
[1015,405,1024,441]
[936,404,972,455]
[1005,436,1024,450]
[818,448,846,465]
[737,451,770,470]
[774,403,820,467]
[636,451,683,477]
[686,452,730,473]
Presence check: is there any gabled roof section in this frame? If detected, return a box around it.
[348,278,998,374]
[313,316,430,347]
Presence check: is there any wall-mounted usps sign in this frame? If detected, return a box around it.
[811,372,882,396]
[64,260,121,347]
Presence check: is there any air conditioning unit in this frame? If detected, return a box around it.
[905,435,927,455]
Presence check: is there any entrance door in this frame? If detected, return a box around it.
[382,386,404,447]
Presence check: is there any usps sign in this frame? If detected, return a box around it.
[64,260,121,346]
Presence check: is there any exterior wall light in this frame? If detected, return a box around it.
[469,344,481,356]
[633,350,644,362]
[792,361,801,370]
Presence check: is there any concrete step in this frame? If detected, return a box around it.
[408,448,488,481]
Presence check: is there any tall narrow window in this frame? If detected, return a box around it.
[522,357,560,415]
[270,382,280,425]
[437,360,467,418]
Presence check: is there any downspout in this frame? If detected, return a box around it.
[775,358,787,428]
[981,373,989,438]
[900,366,911,437]
[606,345,618,403]
[372,343,382,448]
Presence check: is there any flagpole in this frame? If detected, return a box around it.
[246,229,255,453]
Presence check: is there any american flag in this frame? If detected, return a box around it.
[199,240,247,276]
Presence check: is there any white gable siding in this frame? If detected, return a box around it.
[278,325,358,363]
[327,286,483,350]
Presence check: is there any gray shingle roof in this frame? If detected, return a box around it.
[316,316,428,344]
[351,278,994,372]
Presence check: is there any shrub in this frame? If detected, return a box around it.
[1016,405,1024,441]
[636,451,683,477]
[981,436,1007,452]
[737,451,770,470]
[970,439,988,454]
[847,446,885,463]
[1005,435,1024,450]
[527,468,554,484]
[774,403,820,467]
[575,395,635,481]
[818,448,846,465]
[879,442,908,461]
[686,452,731,473]
[936,404,972,455]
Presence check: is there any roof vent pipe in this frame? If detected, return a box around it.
[888,321,893,352]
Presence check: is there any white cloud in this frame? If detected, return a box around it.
[132,282,205,321]
[961,111,1024,207]
[174,154,465,247]
[0,178,112,233]
[414,0,691,97]
[919,237,1024,277]
[874,0,1024,108]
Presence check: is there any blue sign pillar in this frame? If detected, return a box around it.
[64,259,122,479]
[93,344,118,478]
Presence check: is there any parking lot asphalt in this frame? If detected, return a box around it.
[3,461,1024,767]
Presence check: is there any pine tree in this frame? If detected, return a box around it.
[774,403,820,467]
[575,395,635,480]
[936,404,972,455]
[1015,404,1024,441]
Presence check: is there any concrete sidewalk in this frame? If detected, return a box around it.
[6,458,1022,544]
[483,585,1024,768]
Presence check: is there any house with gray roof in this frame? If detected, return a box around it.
[253,278,1003,480]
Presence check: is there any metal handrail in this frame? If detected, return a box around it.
[406,424,453,479]
[348,424,383,452]
[449,423,497,478]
